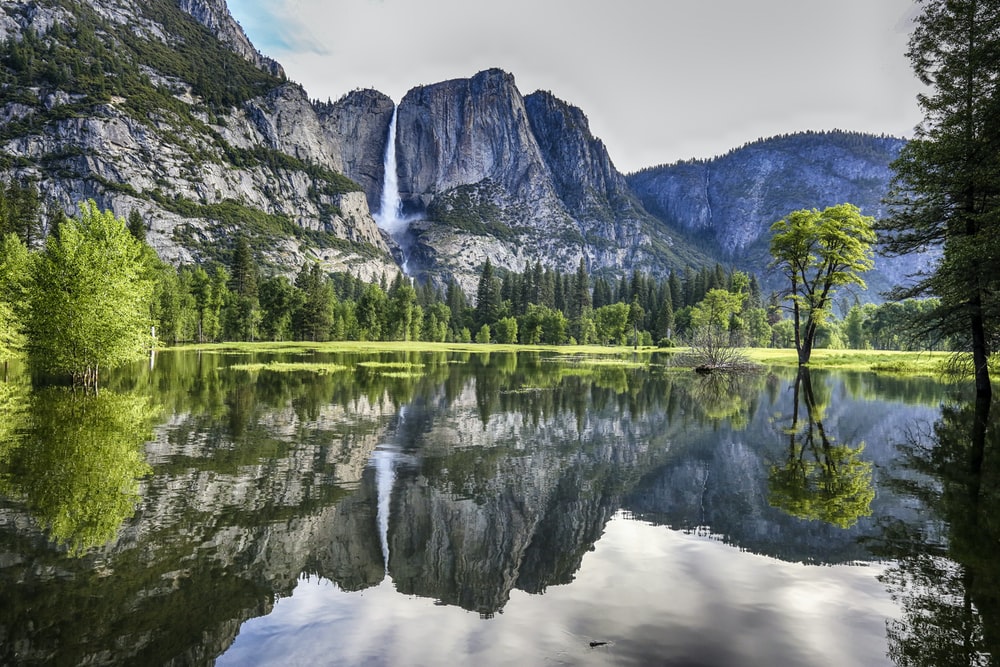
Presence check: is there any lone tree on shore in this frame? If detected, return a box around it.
[26,200,153,387]
[769,203,875,365]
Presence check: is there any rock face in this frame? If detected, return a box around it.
[0,0,397,281]
[314,89,396,213]
[0,1,919,298]
[627,132,923,295]
[176,0,284,77]
[392,69,707,292]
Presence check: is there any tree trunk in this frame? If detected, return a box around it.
[970,294,993,400]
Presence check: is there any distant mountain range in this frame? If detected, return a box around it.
[0,0,925,298]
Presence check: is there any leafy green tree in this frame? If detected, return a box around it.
[689,288,744,330]
[844,304,869,349]
[422,302,451,342]
[387,276,418,341]
[0,234,31,362]
[493,316,518,344]
[26,201,153,386]
[879,0,1000,398]
[594,302,630,345]
[356,283,387,341]
[475,323,491,344]
[744,307,772,348]
[769,203,876,365]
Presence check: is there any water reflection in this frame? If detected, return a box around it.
[768,368,875,529]
[874,394,1000,666]
[0,387,155,554]
[0,350,955,665]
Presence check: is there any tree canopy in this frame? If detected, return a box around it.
[25,201,153,386]
[769,203,875,365]
[879,0,1000,398]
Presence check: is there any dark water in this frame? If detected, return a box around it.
[0,349,995,666]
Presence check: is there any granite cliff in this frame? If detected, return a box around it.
[0,0,398,281]
[627,132,922,296]
[0,0,919,298]
[394,69,707,292]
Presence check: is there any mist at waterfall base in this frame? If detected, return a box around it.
[373,106,415,275]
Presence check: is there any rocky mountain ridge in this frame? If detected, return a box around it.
[0,0,399,281]
[0,0,920,298]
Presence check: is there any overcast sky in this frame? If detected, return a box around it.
[225,0,924,173]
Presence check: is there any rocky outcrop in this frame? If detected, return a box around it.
[0,0,398,281]
[315,89,396,213]
[524,90,642,224]
[392,69,708,290]
[177,0,284,77]
[397,69,556,209]
[627,132,924,295]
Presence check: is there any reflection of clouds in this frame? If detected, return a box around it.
[219,514,896,666]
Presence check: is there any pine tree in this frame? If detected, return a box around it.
[570,258,592,319]
[226,234,260,341]
[475,258,501,329]
[880,0,1000,397]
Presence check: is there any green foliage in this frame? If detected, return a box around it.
[26,201,154,385]
[768,370,875,528]
[880,0,1000,395]
[0,234,32,361]
[426,181,521,240]
[0,387,156,555]
[770,203,876,364]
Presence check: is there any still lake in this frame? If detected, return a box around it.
[0,347,995,666]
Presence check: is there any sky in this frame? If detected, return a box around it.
[224,0,924,173]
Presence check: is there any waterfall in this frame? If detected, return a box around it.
[374,106,405,236]
[374,105,413,275]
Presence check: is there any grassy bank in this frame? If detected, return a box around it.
[163,341,968,375]
[744,348,955,375]
[163,340,658,357]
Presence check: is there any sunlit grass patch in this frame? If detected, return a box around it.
[228,361,348,374]
[378,371,426,379]
[355,361,426,370]
[744,348,952,375]
[544,355,648,369]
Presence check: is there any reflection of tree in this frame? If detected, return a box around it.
[876,394,1000,667]
[0,388,155,554]
[768,368,874,528]
[686,371,764,429]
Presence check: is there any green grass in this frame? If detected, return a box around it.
[164,341,973,376]
[227,361,348,374]
[165,340,660,357]
[743,348,954,375]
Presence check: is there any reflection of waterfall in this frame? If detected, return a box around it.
[374,448,396,573]
[374,105,412,275]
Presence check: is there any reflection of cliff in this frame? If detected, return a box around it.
[0,373,394,667]
[624,371,939,564]
[386,382,676,616]
[0,353,954,665]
